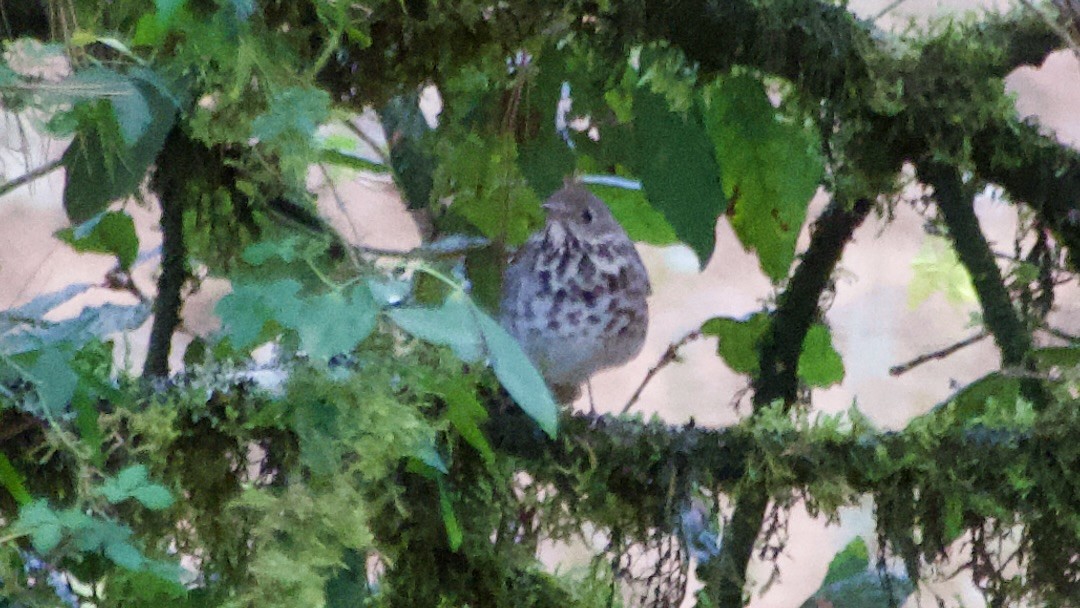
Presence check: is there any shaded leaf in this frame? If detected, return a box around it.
[277,284,379,360]
[62,69,179,223]
[15,500,63,552]
[216,279,301,350]
[437,478,463,551]
[99,465,174,510]
[632,87,726,265]
[381,92,436,209]
[436,375,495,466]
[909,235,978,308]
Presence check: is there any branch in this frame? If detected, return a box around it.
[143,129,190,379]
[918,162,1048,407]
[0,158,62,199]
[889,331,990,376]
[705,197,873,608]
[620,330,703,414]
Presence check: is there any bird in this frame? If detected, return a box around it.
[500,181,651,403]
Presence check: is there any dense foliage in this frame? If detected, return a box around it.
[1,0,1079,607]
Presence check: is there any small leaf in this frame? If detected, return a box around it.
[216,279,301,349]
[72,387,106,467]
[16,500,64,552]
[701,313,770,375]
[27,348,78,415]
[56,210,139,270]
[797,323,845,387]
[471,300,558,438]
[437,478,463,551]
[436,376,495,466]
[277,284,379,359]
[801,537,915,608]
[0,453,31,505]
[909,236,978,308]
[105,539,146,570]
[98,464,174,509]
[252,86,330,142]
[821,537,869,587]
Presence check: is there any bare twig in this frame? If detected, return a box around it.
[621,330,703,414]
[0,158,63,199]
[889,331,989,376]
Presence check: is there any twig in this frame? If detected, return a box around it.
[620,330,703,414]
[889,331,989,376]
[1041,324,1080,342]
[0,158,63,199]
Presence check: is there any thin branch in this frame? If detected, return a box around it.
[620,330,703,414]
[889,331,990,376]
[0,158,63,199]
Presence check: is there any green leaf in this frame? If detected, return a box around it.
[949,372,1020,420]
[822,537,869,587]
[801,538,914,608]
[16,500,64,552]
[470,299,558,438]
[72,387,106,467]
[56,210,139,270]
[381,92,436,209]
[62,70,179,223]
[587,184,679,245]
[99,464,174,510]
[388,296,485,363]
[156,0,187,27]
[0,453,31,505]
[105,538,147,570]
[438,134,544,246]
[252,86,330,142]
[702,74,823,280]
[277,284,380,360]
[437,478,463,551]
[216,279,301,349]
[434,375,495,466]
[700,313,770,375]
[319,148,388,173]
[797,323,845,387]
[632,87,726,265]
[27,347,78,415]
[909,235,978,308]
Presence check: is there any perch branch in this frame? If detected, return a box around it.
[889,331,990,376]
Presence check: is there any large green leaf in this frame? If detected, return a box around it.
[381,92,436,209]
[388,295,485,363]
[56,210,140,270]
[701,74,823,280]
[62,68,180,223]
[387,291,558,438]
[97,465,174,510]
[632,87,727,265]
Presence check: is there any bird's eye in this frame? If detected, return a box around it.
[581,209,594,223]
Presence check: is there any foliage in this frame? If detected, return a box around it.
[0,0,1078,607]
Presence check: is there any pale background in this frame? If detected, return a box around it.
[2,1,1078,605]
